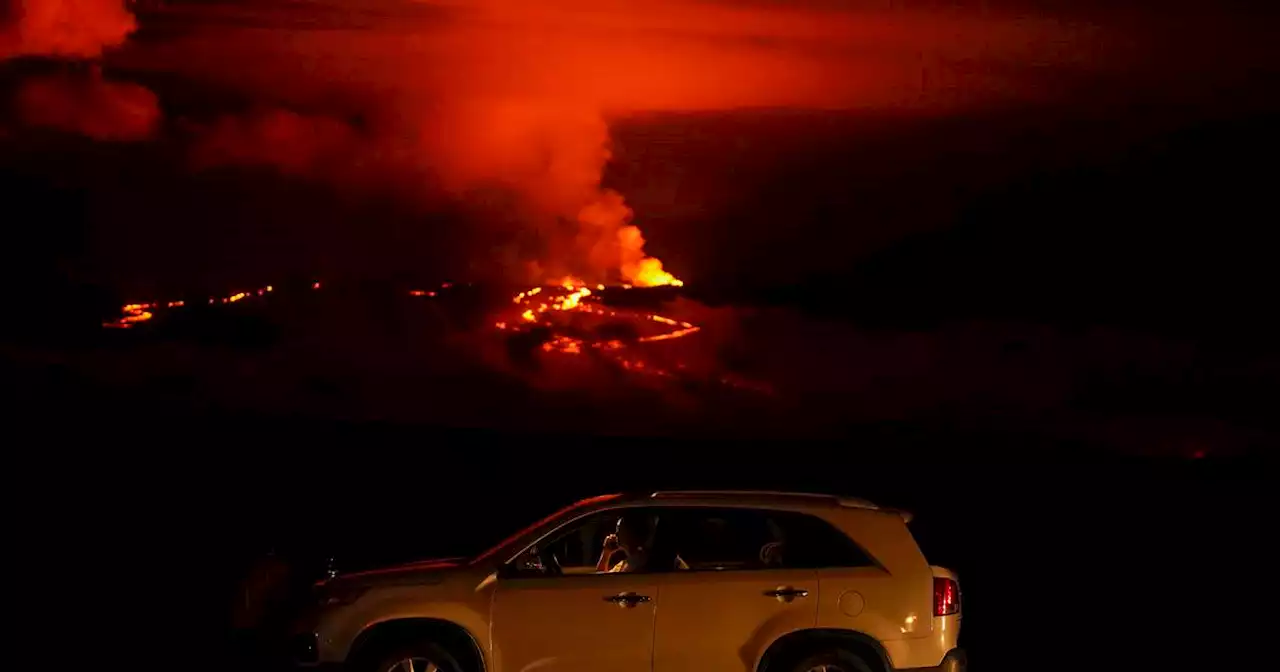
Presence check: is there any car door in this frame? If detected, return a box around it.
[490,508,659,672]
[651,507,820,672]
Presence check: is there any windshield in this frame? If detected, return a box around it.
[470,494,623,566]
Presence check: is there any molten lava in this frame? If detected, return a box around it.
[498,277,700,381]
[97,275,756,392]
[103,284,276,328]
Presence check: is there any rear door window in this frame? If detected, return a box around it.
[654,507,876,572]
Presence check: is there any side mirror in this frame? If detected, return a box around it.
[518,548,546,574]
[499,547,545,578]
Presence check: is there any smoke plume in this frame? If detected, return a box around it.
[118,0,1102,285]
[15,0,1112,284]
[188,109,365,177]
[16,67,158,141]
[1,0,136,59]
[3,1,159,141]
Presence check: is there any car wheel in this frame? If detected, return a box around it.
[368,642,461,672]
[789,648,875,672]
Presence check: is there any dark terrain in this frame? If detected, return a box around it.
[11,446,1266,672]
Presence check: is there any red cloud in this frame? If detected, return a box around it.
[16,68,159,141]
[1,0,137,59]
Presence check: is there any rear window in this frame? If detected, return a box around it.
[658,507,876,571]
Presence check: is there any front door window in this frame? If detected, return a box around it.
[491,508,661,672]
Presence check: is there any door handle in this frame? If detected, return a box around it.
[604,592,651,608]
[764,587,810,603]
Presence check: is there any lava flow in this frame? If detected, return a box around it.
[496,277,702,380]
[103,283,281,328]
[100,276,754,391]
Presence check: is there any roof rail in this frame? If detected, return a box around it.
[649,490,884,512]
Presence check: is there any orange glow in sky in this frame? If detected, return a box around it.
[103,0,1103,287]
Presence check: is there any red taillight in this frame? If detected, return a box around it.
[933,577,960,616]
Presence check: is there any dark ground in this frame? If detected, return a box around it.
[9,443,1268,672]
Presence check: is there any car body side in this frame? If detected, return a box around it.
[303,494,960,672]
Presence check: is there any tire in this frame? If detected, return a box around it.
[789,647,876,672]
[365,641,462,672]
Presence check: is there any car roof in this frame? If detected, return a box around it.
[644,489,878,510]
[641,490,913,523]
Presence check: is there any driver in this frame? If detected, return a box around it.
[596,513,651,573]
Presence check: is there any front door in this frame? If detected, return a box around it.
[492,573,658,672]
[491,508,660,672]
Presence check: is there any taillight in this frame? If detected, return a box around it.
[933,577,960,616]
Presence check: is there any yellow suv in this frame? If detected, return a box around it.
[294,491,965,672]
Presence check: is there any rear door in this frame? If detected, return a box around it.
[651,507,819,672]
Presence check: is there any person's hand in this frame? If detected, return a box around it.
[603,534,619,552]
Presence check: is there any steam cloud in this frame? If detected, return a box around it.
[17,67,159,140]
[9,0,1109,283]
[189,109,365,177]
[3,1,159,142]
[1,0,136,59]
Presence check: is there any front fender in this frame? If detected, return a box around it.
[319,572,497,664]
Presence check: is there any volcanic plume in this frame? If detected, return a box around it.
[103,0,1107,286]
[3,1,159,141]
[15,1,1123,384]
[16,66,159,141]
[1,0,136,59]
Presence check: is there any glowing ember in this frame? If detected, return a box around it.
[105,303,154,328]
[553,286,591,311]
[103,284,277,329]
[542,336,584,354]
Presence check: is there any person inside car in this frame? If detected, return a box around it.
[596,513,688,573]
[596,512,650,572]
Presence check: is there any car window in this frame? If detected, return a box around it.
[536,511,613,572]
[772,509,878,569]
[518,507,665,576]
[655,507,876,571]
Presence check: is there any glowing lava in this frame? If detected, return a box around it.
[101,276,714,386]
[103,284,275,328]
[104,302,155,328]
[499,277,700,383]
[625,258,683,289]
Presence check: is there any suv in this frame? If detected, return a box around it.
[293,491,965,672]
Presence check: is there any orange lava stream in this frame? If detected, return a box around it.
[103,283,278,328]
[499,277,701,384]
[102,276,704,383]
